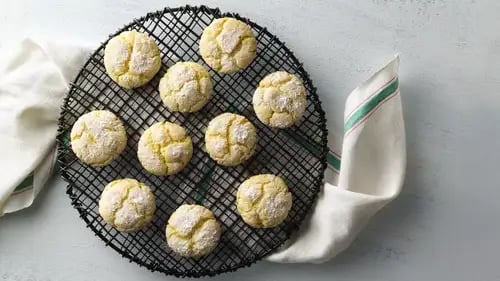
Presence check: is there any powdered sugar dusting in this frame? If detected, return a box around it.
[115,203,140,227]
[253,71,307,128]
[104,31,161,89]
[166,205,221,257]
[214,141,226,153]
[262,197,281,219]
[113,42,130,70]
[169,146,185,160]
[236,175,292,228]
[218,28,243,53]
[242,185,261,202]
[137,122,192,176]
[205,113,257,166]
[275,95,291,111]
[129,191,145,205]
[200,18,256,73]
[174,211,199,235]
[130,51,156,74]
[170,64,197,88]
[98,179,156,232]
[70,110,127,167]
[233,126,249,143]
[159,62,213,112]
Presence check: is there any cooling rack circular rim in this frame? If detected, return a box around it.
[56,5,328,278]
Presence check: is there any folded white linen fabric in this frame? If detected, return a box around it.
[0,39,91,214]
[268,56,404,263]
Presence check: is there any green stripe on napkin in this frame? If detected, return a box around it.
[13,172,34,193]
[327,152,341,171]
[344,78,399,134]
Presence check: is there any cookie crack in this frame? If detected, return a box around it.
[189,218,215,251]
[117,32,152,81]
[224,115,237,155]
[168,216,212,241]
[116,34,132,77]
[191,71,205,112]
[161,123,190,144]
[229,35,254,56]
[146,123,191,171]
[111,184,133,227]
[125,32,136,75]
[212,19,246,72]
[248,184,266,227]
[258,76,294,90]
[127,185,152,226]
[145,131,169,175]
[210,19,228,61]
[71,123,96,143]
[213,18,228,38]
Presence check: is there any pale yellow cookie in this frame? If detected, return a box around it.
[166,204,221,258]
[137,121,193,176]
[70,110,127,167]
[104,31,161,89]
[236,174,292,228]
[205,113,257,166]
[253,71,307,128]
[199,17,257,74]
[98,178,156,232]
[159,62,213,112]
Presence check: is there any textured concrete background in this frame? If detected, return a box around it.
[1,0,500,280]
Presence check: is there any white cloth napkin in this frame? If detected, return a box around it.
[268,56,405,262]
[0,39,405,264]
[0,39,91,214]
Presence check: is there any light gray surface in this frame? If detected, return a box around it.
[1,0,500,280]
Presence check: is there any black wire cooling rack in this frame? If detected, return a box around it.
[56,5,328,278]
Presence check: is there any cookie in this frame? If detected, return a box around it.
[98,178,156,232]
[104,31,162,89]
[199,17,257,74]
[70,110,127,167]
[166,204,221,258]
[159,62,213,112]
[137,121,193,176]
[253,71,307,128]
[236,174,292,228]
[205,113,257,166]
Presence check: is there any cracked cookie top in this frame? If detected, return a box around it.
[236,174,292,228]
[199,17,257,74]
[159,62,213,112]
[166,204,221,258]
[70,110,127,167]
[98,178,156,232]
[137,121,193,176]
[253,71,307,128]
[104,31,162,89]
[204,113,257,166]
